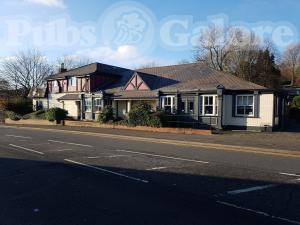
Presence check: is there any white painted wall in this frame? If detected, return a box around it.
[223,94,274,128]
[63,101,79,119]
[48,93,65,108]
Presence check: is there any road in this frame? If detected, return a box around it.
[0,125,299,225]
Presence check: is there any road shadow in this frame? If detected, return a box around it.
[0,157,299,225]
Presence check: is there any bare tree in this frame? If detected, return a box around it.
[0,49,54,97]
[0,79,10,91]
[136,61,160,69]
[56,55,92,71]
[282,43,300,86]
[227,32,261,80]
[195,25,241,71]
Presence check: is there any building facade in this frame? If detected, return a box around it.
[30,62,284,131]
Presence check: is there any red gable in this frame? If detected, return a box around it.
[124,73,150,91]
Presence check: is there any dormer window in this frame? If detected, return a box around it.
[69,77,76,86]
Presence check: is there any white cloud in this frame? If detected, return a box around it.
[75,45,171,69]
[24,0,66,8]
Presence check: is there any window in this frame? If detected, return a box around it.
[84,99,92,112]
[188,100,194,114]
[69,77,76,86]
[203,96,214,115]
[93,98,102,112]
[180,100,186,113]
[236,95,254,116]
[161,96,175,114]
[53,80,58,87]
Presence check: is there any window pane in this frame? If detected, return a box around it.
[181,101,186,113]
[237,106,244,115]
[209,96,213,105]
[205,106,213,114]
[237,96,243,105]
[205,96,208,105]
[243,96,247,105]
[248,96,253,105]
[189,101,194,114]
[164,106,171,113]
[245,106,253,115]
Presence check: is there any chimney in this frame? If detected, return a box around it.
[60,63,67,73]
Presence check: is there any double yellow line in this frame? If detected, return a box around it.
[3,125,300,159]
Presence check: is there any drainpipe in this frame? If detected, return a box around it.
[216,85,225,130]
[80,94,84,120]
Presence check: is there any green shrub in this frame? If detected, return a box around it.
[149,110,168,127]
[97,106,114,123]
[6,111,22,121]
[128,102,152,126]
[128,102,166,128]
[292,96,300,108]
[45,108,68,122]
[6,97,32,115]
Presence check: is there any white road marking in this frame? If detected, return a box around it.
[216,201,300,225]
[116,150,209,164]
[48,140,93,148]
[146,167,167,171]
[6,135,32,139]
[86,156,102,159]
[227,184,277,195]
[108,155,128,158]
[85,155,128,159]
[47,149,74,152]
[64,159,149,183]
[9,144,44,155]
[280,172,300,177]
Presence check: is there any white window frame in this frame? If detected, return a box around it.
[93,98,102,112]
[235,95,254,117]
[161,95,175,114]
[84,98,92,112]
[202,95,218,116]
[69,77,77,87]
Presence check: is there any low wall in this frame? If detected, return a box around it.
[64,121,212,135]
[4,119,212,135]
[5,119,57,126]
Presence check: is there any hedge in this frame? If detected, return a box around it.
[45,108,68,122]
[128,102,166,128]
[97,106,114,123]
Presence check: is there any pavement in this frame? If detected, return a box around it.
[0,124,299,225]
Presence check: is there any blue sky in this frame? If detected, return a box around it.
[0,0,299,68]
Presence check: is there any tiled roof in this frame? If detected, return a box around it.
[110,63,267,99]
[113,91,158,99]
[137,63,267,91]
[58,94,81,101]
[48,62,269,100]
[48,63,130,80]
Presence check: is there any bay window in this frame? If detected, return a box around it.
[202,95,218,116]
[161,96,175,114]
[84,99,92,112]
[93,98,102,112]
[236,95,254,116]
